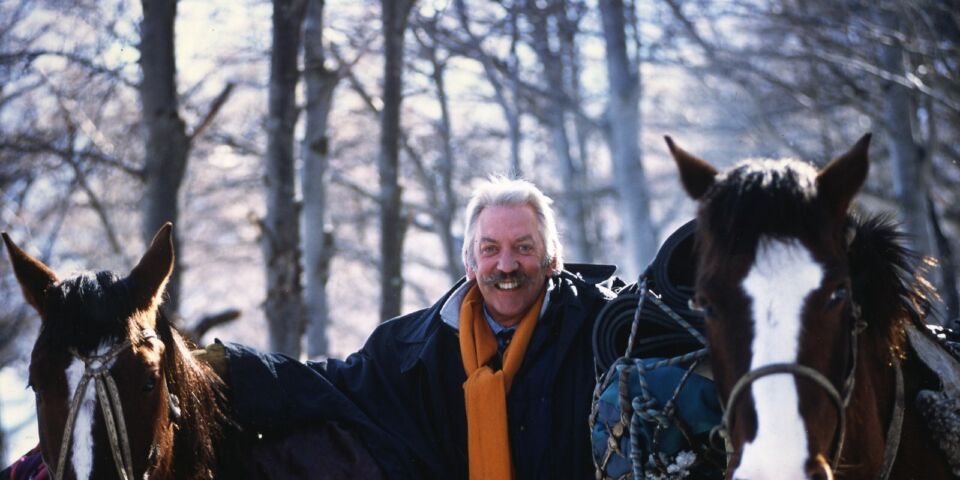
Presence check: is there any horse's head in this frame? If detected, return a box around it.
[666,135,872,480]
[3,224,181,480]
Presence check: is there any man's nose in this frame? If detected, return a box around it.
[497,252,519,272]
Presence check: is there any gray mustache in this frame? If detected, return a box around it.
[480,271,531,287]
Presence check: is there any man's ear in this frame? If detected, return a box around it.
[545,257,558,278]
[465,262,477,281]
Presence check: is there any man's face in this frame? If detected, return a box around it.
[465,204,555,327]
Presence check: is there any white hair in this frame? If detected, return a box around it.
[461,176,563,273]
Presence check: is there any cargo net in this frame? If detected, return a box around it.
[590,220,725,479]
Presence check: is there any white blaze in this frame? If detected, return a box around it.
[64,343,115,480]
[734,239,823,480]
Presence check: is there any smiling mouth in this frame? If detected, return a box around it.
[496,280,520,290]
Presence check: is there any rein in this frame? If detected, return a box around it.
[49,329,156,480]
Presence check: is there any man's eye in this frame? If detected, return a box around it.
[480,245,497,255]
[517,245,533,254]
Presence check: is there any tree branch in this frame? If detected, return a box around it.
[187,82,236,143]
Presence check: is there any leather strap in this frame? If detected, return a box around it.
[49,330,156,480]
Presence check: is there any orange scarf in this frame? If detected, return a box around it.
[459,283,545,480]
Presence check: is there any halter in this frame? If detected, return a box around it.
[718,302,906,479]
[49,329,157,480]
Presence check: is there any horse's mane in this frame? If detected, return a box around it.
[848,213,935,355]
[39,270,237,479]
[155,308,236,479]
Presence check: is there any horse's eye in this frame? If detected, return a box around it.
[144,374,158,393]
[828,286,847,307]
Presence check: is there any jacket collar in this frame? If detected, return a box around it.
[398,269,600,374]
[438,278,557,331]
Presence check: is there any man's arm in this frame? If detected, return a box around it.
[197,340,420,479]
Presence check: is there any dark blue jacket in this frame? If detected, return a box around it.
[222,265,620,479]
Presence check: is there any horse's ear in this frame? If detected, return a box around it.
[665,136,718,200]
[817,133,871,216]
[127,223,175,312]
[2,233,59,314]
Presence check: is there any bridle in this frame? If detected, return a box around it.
[718,301,906,479]
[48,329,158,480]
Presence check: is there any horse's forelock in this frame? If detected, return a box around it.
[697,158,834,272]
[40,270,137,353]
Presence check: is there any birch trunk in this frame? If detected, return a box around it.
[263,0,307,356]
[302,0,339,358]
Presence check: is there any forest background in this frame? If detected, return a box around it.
[1,0,958,463]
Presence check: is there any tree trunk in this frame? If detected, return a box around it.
[877,8,934,257]
[140,0,189,316]
[0,410,5,469]
[378,0,415,322]
[436,83,462,283]
[598,0,658,278]
[508,2,522,177]
[302,0,339,358]
[263,0,307,356]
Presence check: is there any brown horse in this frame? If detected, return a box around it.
[3,224,249,480]
[666,134,958,480]
[3,224,383,480]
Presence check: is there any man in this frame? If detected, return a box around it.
[212,177,622,479]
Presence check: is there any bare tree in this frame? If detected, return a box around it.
[598,0,658,277]
[875,5,935,257]
[410,14,465,283]
[302,0,342,358]
[523,0,593,263]
[139,0,234,318]
[263,0,308,355]
[139,0,190,316]
[378,0,416,322]
[451,0,525,176]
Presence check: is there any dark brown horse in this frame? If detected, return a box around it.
[3,224,247,480]
[3,224,383,480]
[666,134,958,480]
